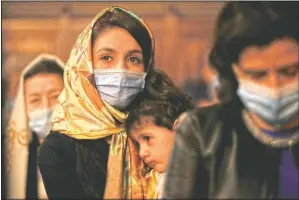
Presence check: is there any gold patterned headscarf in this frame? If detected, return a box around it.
[51,6,156,199]
[6,54,65,199]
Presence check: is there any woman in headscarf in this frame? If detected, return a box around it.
[38,6,191,199]
[6,54,65,199]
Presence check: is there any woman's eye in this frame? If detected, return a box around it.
[278,65,298,77]
[245,71,267,80]
[101,56,113,62]
[29,99,40,104]
[143,136,151,141]
[128,57,141,64]
[50,93,60,99]
[50,95,60,102]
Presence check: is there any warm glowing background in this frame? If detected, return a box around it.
[2,2,224,109]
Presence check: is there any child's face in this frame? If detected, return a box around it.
[130,119,175,173]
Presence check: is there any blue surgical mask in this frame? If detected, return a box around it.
[94,69,146,110]
[28,107,54,138]
[237,79,299,126]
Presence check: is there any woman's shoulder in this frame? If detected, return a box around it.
[176,102,227,131]
[174,102,234,154]
[42,131,75,150]
[38,131,76,165]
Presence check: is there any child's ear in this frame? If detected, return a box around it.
[173,119,180,130]
[172,112,188,130]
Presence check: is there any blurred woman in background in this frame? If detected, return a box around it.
[6,54,64,199]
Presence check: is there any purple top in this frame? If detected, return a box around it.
[263,128,299,199]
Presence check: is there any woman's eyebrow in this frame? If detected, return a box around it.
[47,89,62,95]
[95,47,115,54]
[275,62,298,71]
[240,67,267,73]
[240,61,299,72]
[27,93,41,98]
[128,50,142,55]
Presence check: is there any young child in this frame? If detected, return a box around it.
[125,99,191,198]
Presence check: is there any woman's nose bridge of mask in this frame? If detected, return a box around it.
[267,70,281,88]
[40,95,55,110]
[31,94,56,111]
[26,94,52,112]
[115,56,129,70]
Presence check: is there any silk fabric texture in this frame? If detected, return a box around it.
[50,7,158,199]
[6,54,65,199]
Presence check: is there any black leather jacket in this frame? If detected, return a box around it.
[163,102,299,199]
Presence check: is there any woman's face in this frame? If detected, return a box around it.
[129,118,175,173]
[92,27,145,72]
[25,73,64,113]
[233,38,298,88]
[233,37,299,130]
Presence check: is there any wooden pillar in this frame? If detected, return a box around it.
[160,4,181,83]
[56,6,71,62]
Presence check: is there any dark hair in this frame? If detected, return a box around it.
[92,7,153,71]
[24,59,64,81]
[209,2,299,101]
[125,98,191,135]
[126,69,195,113]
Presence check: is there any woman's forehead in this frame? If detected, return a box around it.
[24,73,64,96]
[237,38,298,70]
[93,27,143,53]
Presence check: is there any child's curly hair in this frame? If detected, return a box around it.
[126,100,187,132]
